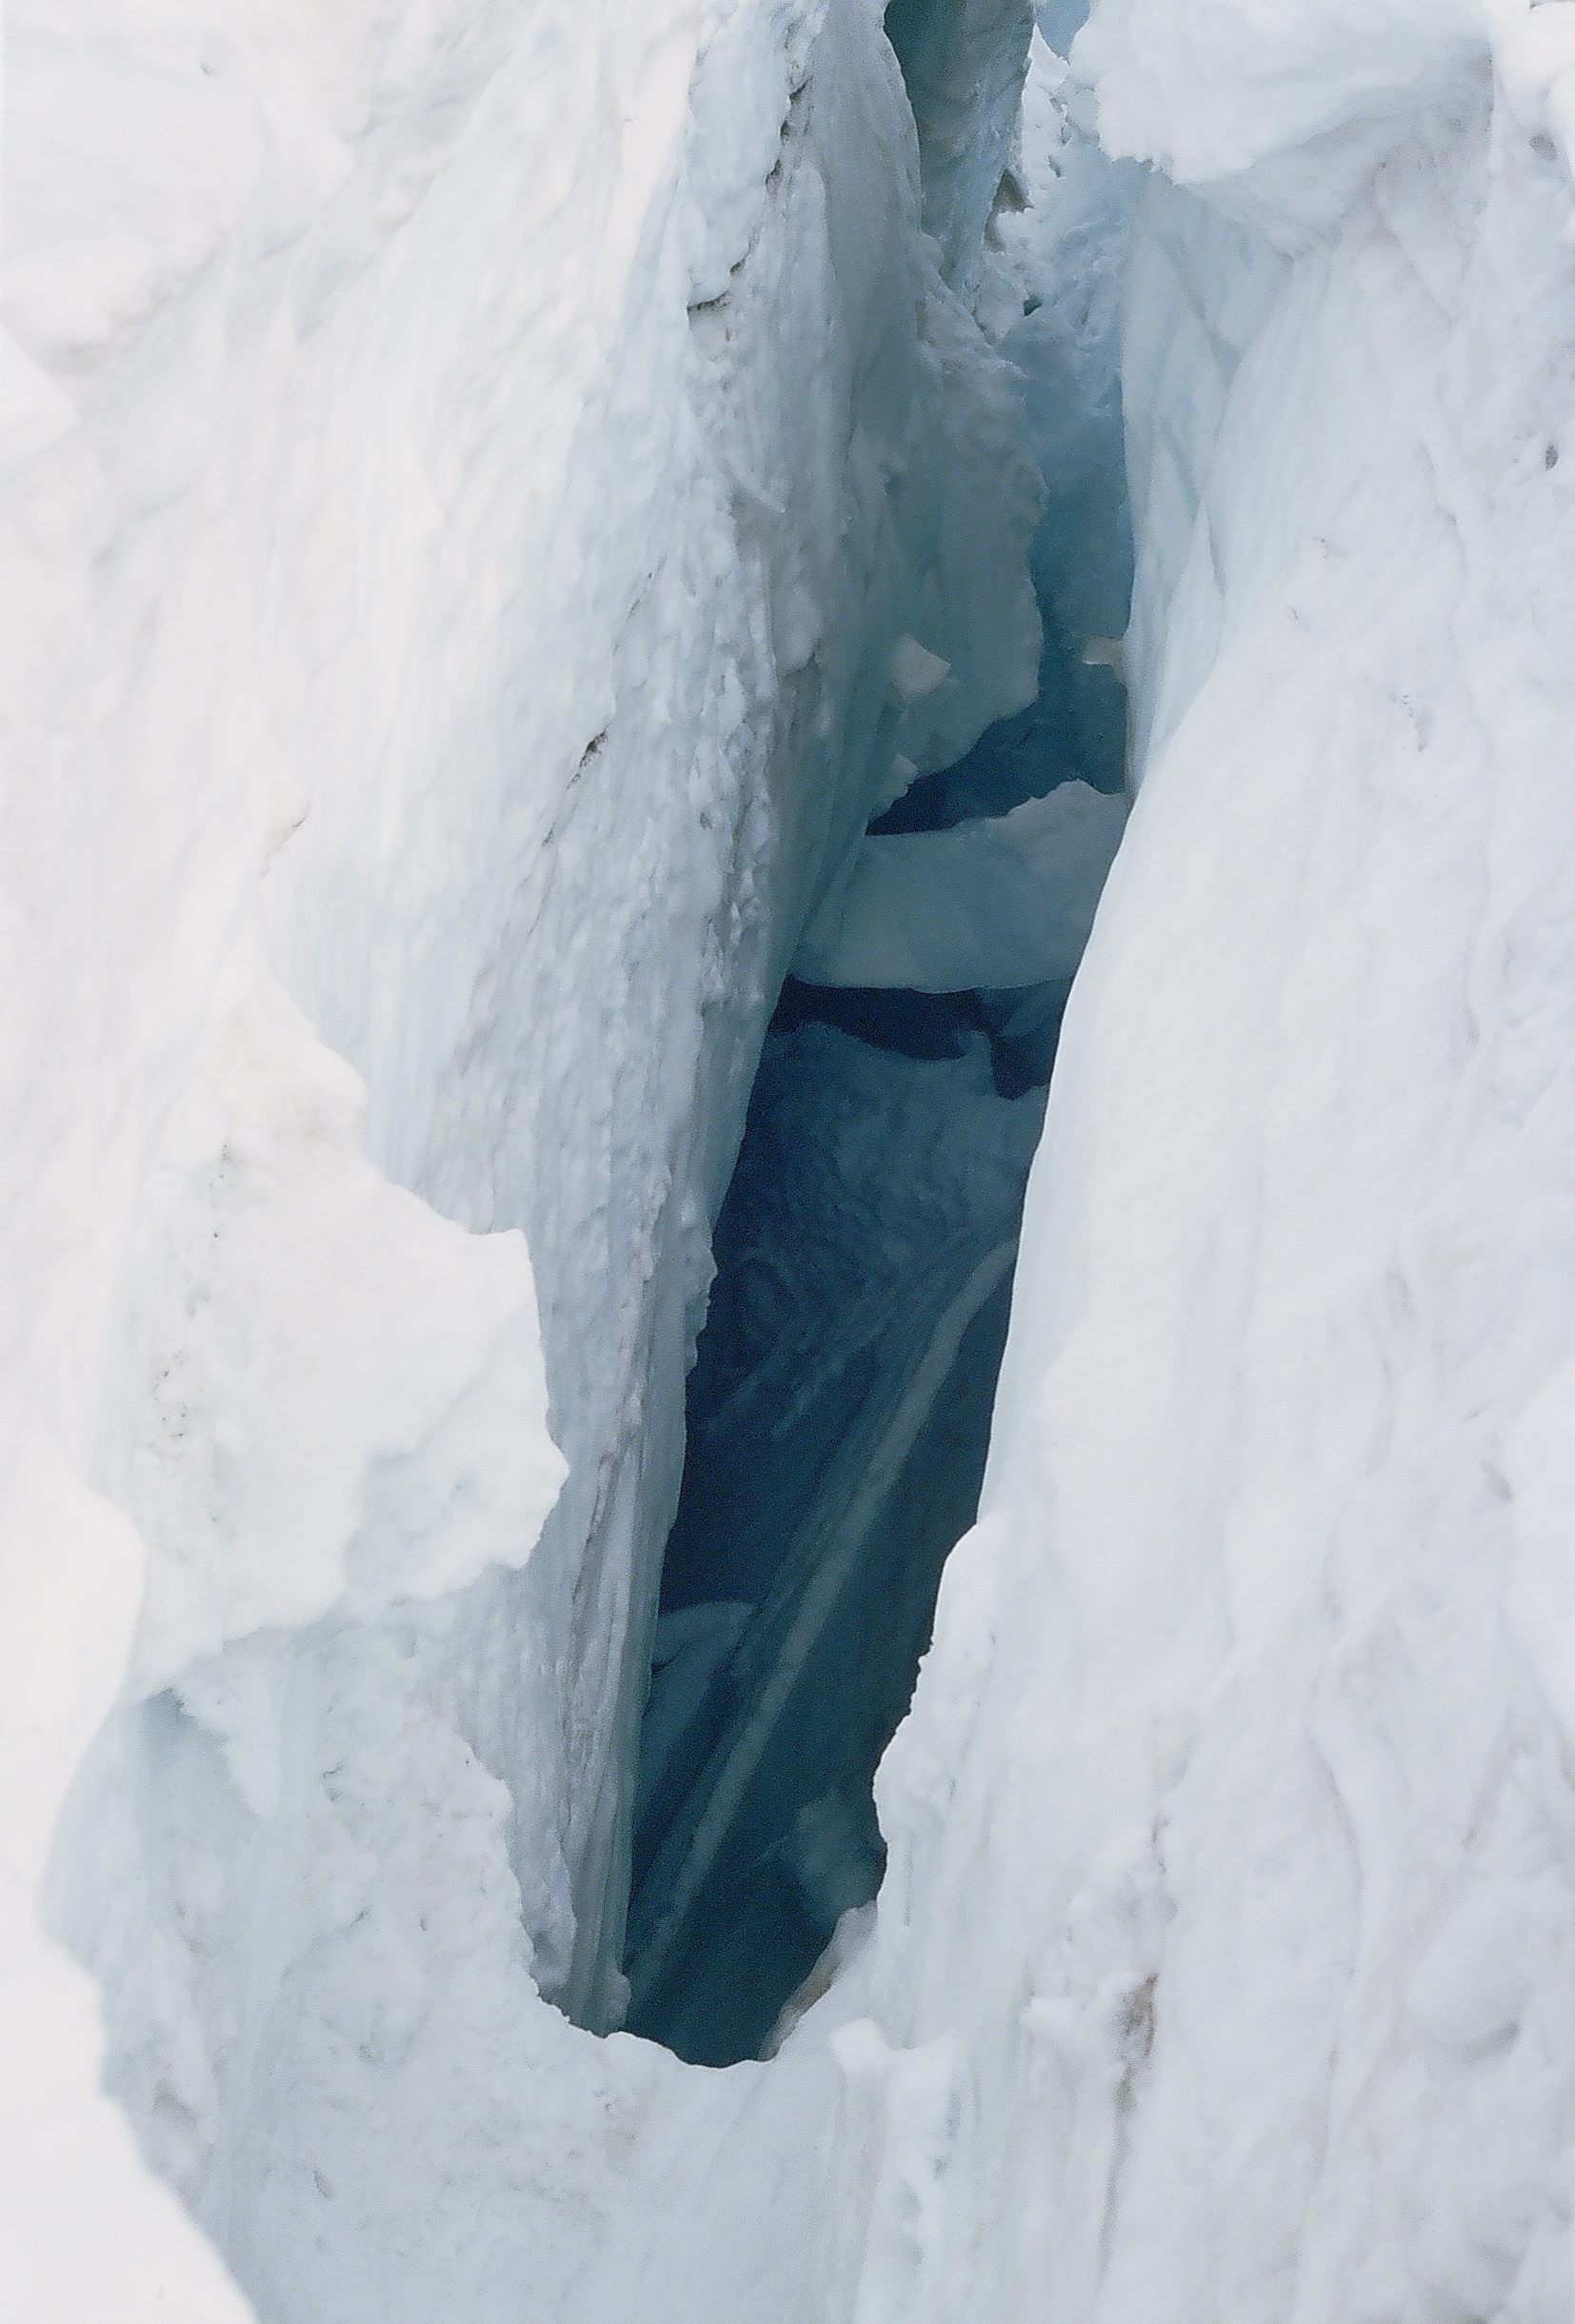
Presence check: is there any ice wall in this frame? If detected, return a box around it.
[1,0,1041,2314]
[827,5,1575,2318]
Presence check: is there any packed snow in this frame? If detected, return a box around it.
[2,0,1572,2317]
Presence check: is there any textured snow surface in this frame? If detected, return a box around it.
[826,6,1575,2320]
[2,0,1040,2311]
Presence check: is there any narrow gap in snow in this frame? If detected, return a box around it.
[623,726,1125,2069]
[622,977,1039,2065]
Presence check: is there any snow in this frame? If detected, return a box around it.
[0,1877,253,2323]
[2,0,1043,2309]
[1076,0,1485,216]
[825,8,1575,2319]
[795,781,1125,991]
[3,0,1573,2312]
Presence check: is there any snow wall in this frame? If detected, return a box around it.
[3,0,1573,2320]
[3,0,1042,2311]
[827,5,1575,2320]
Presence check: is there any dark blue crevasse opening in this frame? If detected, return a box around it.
[622,92,1135,2057]
[622,977,1042,2065]
[621,655,1126,2063]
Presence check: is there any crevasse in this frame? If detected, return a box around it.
[620,21,1132,2065]
[2,0,1573,2320]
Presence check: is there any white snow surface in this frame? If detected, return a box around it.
[2,0,1040,2313]
[5,0,1575,2315]
[825,5,1575,2320]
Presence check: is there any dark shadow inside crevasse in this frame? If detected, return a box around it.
[621,110,1135,2055]
[622,971,1045,2066]
[621,583,1131,2063]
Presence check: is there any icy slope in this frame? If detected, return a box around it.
[827,7,1575,2319]
[2,0,1041,2314]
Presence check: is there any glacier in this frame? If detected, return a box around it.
[2,0,1573,2319]
[626,1009,1047,2065]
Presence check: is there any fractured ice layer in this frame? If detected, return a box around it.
[623,22,1139,2070]
[5,0,1570,2313]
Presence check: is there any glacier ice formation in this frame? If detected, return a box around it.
[2,0,1573,2319]
[625,1003,1047,2066]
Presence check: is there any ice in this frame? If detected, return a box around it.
[4,0,1573,2314]
[885,0,1036,290]
[626,1020,1045,2063]
[795,782,1125,992]
[826,10,1575,2319]
[1,0,1042,2310]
